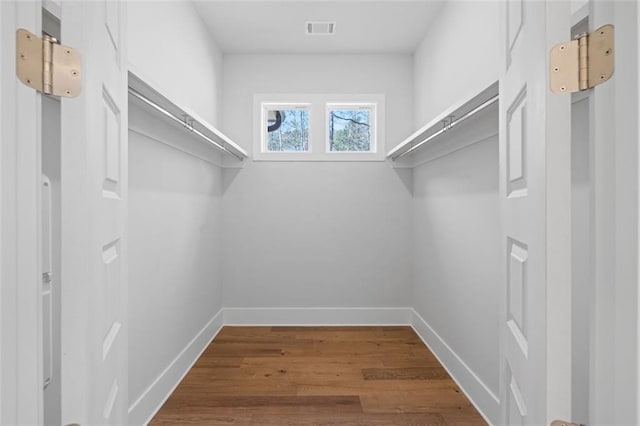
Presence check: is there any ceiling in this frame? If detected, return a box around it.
[193,1,445,54]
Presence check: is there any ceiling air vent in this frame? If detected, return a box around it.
[306,21,336,36]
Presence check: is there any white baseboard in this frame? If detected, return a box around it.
[127,309,225,426]
[129,307,499,425]
[223,307,412,326]
[409,308,499,425]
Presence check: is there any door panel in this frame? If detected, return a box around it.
[499,1,572,424]
[500,2,540,423]
[61,1,128,424]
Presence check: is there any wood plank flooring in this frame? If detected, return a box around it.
[150,326,486,425]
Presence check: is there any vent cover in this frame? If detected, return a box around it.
[306,21,336,35]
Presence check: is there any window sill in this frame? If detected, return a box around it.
[252,151,386,162]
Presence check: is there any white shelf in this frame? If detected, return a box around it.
[127,67,248,167]
[387,81,499,167]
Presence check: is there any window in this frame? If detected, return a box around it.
[254,94,385,161]
[263,104,310,152]
[327,104,375,153]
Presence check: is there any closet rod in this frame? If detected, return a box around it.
[392,94,499,161]
[128,87,245,161]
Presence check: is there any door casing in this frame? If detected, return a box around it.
[0,2,43,425]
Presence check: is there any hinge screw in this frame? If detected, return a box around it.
[559,45,566,51]
[71,70,79,77]
[553,67,559,72]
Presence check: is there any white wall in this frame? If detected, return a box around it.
[128,105,224,411]
[412,135,500,396]
[221,54,414,309]
[126,1,226,416]
[128,1,223,125]
[410,1,500,422]
[412,1,499,126]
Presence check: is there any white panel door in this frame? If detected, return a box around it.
[60,1,128,424]
[499,1,572,424]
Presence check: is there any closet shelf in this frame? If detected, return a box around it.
[387,81,499,164]
[128,69,248,164]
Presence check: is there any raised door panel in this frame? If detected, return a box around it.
[61,1,127,424]
[499,1,547,425]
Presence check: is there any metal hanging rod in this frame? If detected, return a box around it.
[128,87,245,161]
[392,94,499,161]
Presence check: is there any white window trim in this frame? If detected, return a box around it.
[253,93,385,161]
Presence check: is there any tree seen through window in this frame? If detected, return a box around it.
[329,109,371,152]
[266,108,309,152]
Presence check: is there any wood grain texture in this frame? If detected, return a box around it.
[150,326,486,425]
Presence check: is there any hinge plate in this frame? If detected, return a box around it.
[551,420,581,426]
[550,24,614,94]
[16,29,82,98]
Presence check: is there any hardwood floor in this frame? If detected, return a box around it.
[150,326,486,425]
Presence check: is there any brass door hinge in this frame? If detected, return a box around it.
[16,29,82,98]
[551,420,581,426]
[550,24,614,94]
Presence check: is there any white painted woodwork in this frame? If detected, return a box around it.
[0,2,43,425]
[252,92,385,162]
[128,69,247,166]
[590,1,640,424]
[570,91,591,425]
[42,92,62,425]
[499,1,572,424]
[41,176,52,390]
[60,1,128,424]
[545,4,574,422]
[0,6,2,417]
[387,81,498,166]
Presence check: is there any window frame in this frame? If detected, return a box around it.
[253,93,385,162]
